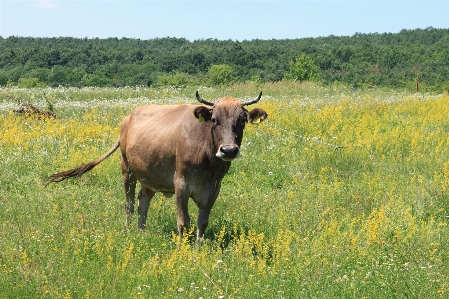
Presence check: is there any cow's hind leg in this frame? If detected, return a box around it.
[123,167,137,227]
[138,187,155,230]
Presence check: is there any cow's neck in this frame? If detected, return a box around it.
[210,156,231,179]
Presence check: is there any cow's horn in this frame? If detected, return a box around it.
[242,91,262,106]
[196,91,214,106]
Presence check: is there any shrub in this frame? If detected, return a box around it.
[208,64,234,86]
[284,53,320,82]
[17,77,47,88]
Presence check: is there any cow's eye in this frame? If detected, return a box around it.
[211,117,218,125]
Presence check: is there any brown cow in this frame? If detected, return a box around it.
[46,91,267,239]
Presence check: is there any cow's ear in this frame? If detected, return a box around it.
[248,108,268,124]
[194,106,212,122]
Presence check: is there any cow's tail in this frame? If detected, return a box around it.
[45,138,120,187]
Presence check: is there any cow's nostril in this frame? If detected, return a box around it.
[220,145,239,156]
[216,145,240,161]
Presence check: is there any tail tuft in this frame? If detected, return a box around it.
[44,162,97,187]
[44,138,120,188]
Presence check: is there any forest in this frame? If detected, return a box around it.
[1,27,448,92]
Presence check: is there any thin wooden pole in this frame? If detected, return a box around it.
[416,75,419,93]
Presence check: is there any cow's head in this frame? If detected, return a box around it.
[193,91,268,161]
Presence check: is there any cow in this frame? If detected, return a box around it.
[46,91,268,239]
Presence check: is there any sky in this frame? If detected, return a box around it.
[1,0,448,41]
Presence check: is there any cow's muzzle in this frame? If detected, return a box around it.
[216,144,240,161]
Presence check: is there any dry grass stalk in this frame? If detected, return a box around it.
[10,95,59,119]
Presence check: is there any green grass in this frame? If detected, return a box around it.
[1,82,448,298]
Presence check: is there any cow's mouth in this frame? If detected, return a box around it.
[216,144,240,161]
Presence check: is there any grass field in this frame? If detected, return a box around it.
[1,82,448,298]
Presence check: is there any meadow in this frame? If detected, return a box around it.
[0,82,448,298]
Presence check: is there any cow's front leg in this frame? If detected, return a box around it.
[138,187,154,230]
[196,184,220,239]
[175,179,190,238]
[176,196,190,238]
[197,208,211,240]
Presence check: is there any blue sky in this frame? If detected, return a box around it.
[1,0,448,41]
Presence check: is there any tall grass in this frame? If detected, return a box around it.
[1,83,448,298]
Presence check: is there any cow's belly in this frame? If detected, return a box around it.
[137,176,174,193]
[124,153,175,194]
[131,165,176,193]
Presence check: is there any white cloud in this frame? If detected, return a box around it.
[33,0,58,9]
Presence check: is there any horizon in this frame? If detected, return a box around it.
[1,26,445,42]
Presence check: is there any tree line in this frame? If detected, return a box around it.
[1,27,448,92]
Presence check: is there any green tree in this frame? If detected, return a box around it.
[208,64,234,86]
[284,53,320,82]
[48,65,70,86]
